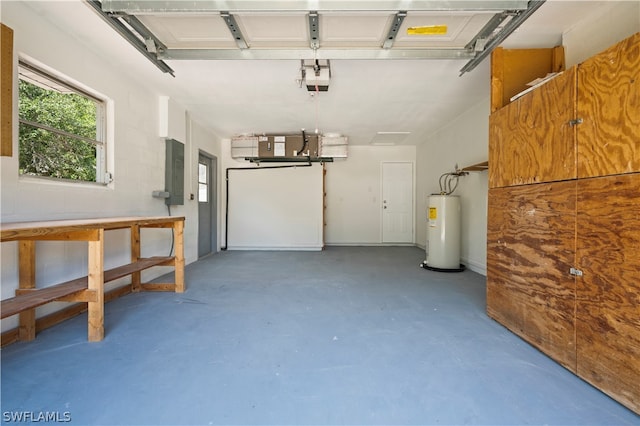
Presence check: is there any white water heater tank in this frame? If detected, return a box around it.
[426,195,461,269]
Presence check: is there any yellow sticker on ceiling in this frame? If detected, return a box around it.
[407,25,448,35]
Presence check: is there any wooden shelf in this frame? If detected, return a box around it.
[491,46,565,113]
[1,256,174,319]
[461,161,488,172]
[2,279,88,319]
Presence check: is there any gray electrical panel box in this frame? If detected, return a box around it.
[165,138,184,206]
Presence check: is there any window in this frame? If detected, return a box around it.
[198,162,208,203]
[18,60,107,184]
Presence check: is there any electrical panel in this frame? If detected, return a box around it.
[165,138,184,205]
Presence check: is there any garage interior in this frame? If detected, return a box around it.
[1,1,639,424]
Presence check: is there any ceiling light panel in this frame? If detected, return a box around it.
[236,13,309,48]
[137,15,236,48]
[320,12,393,48]
[370,131,411,145]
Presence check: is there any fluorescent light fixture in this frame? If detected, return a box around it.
[370,131,411,145]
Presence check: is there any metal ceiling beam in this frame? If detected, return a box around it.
[85,0,174,75]
[459,0,546,75]
[101,0,529,13]
[220,12,249,49]
[119,14,168,53]
[382,11,407,49]
[463,11,510,51]
[158,48,476,60]
[308,11,320,50]
[91,0,543,75]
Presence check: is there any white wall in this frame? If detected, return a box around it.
[324,145,416,245]
[0,2,221,332]
[219,141,324,250]
[563,1,640,67]
[416,100,490,275]
[220,143,416,250]
[227,164,324,250]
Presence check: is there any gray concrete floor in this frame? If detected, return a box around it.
[2,246,639,425]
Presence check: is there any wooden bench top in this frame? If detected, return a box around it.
[1,216,185,242]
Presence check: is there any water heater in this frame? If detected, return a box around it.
[423,195,464,272]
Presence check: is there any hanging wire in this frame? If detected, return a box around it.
[167,203,175,256]
[311,47,321,133]
[315,81,320,133]
[438,166,468,195]
[439,173,459,195]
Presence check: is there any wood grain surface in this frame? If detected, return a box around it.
[489,67,577,188]
[487,181,578,371]
[577,32,640,178]
[490,46,565,113]
[576,173,640,414]
[0,216,185,242]
[1,24,12,157]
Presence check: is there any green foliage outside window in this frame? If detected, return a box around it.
[18,79,99,182]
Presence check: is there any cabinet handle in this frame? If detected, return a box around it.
[569,267,583,277]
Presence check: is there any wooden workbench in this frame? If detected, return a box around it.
[1,216,185,342]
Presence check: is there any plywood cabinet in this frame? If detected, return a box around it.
[489,67,577,188]
[489,32,640,188]
[487,32,640,415]
[575,173,640,412]
[490,46,565,113]
[487,181,577,371]
[577,33,640,178]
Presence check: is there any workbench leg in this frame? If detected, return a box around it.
[174,220,185,293]
[18,240,36,341]
[131,224,141,292]
[87,229,104,342]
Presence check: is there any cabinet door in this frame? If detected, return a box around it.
[576,173,640,414]
[577,32,640,178]
[488,67,577,188]
[487,181,577,371]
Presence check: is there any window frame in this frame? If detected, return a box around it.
[198,161,209,203]
[17,59,109,185]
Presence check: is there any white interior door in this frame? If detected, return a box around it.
[382,162,414,243]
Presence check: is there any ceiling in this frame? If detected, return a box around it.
[22,1,611,146]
